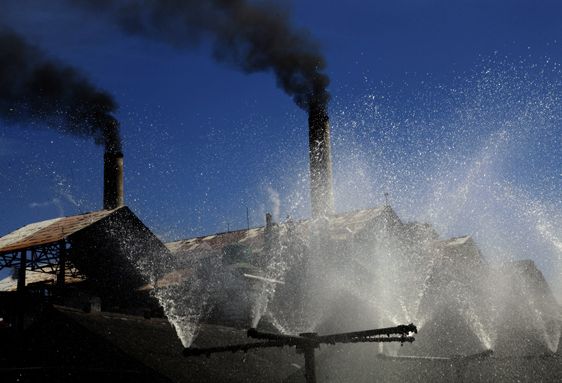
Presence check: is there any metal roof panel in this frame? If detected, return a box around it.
[0,208,121,253]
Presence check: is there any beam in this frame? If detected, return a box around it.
[57,240,66,288]
[17,249,26,333]
[17,250,26,293]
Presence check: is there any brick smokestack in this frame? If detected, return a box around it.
[308,103,334,217]
[103,150,124,210]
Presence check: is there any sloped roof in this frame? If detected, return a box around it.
[166,227,266,255]
[433,235,475,249]
[0,208,123,253]
[166,205,399,256]
[433,235,473,248]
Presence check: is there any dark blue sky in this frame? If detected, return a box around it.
[0,0,561,283]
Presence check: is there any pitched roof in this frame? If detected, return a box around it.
[165,205,400,256]
[0,208,123,253]
[166,227,266,255]
[433,235,473,248]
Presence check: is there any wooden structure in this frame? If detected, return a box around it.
[0,206,170,328]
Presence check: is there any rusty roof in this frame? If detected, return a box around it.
[165,205,399,256]
[166,226,266,255]
[0,208,123,254]
[433,235,473,248]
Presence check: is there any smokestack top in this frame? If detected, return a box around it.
[265,213,273,228]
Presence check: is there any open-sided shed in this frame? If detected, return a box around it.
[0,206,170,320]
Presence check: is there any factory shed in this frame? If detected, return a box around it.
[0,206,171,326]
[161,206,406,325]
[164,205,562,360]
[165,205,403,266]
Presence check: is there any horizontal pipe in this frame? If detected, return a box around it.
[452,349,494,361]
[376,354,452,361]
[247,328,308,344]
[183,325,418,358]
[183,340,290,357]
[330,336,415,345]
[318,324,417,345]
[183,336,416,359]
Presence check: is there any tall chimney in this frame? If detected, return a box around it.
[308,104,334,217]
[103,150,124,210]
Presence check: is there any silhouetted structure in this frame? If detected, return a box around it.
[1,205,561,382]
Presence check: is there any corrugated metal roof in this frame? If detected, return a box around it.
[165,205,399,256]
[166,227,266,255]
[433,235,472,248]
[0,208,122,253]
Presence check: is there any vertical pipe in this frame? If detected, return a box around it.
[308,104,334,218]
[303,346,317,383]
[300,333,318,383]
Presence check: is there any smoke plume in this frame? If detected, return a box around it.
[0,28,121,153]
[68,0,330,112]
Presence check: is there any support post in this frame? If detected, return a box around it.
[299,332,318,383]
[17,250,27,333]
[57,241,66,288]
[17,250,26,293]
[303,345,317,383]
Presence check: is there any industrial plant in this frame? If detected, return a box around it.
[0,125,561,382]
[1,1,561,382]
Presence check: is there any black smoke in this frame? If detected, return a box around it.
[0,28,121,153]
[68,0,330,112]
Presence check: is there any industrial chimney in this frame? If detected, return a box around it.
[103,150,124,210]
[308,103,334,217]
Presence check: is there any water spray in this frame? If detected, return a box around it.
[183,323,417,383]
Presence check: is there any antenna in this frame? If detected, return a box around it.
[384,192,390,206]
[246,206,250,230]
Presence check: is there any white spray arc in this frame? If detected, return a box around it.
[130,57,561,354]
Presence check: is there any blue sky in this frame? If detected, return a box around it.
[0,0,561,289]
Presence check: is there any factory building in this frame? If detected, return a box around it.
[1,203,561,382]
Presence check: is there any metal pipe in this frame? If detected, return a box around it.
[247,328,309,344]
[183,340,290,357]
[333,336,415,344]
[299,332,319,383]
[303,345,317,383]
[247,324,417,347]
[319,323,417,344]
[184,324,417,381]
